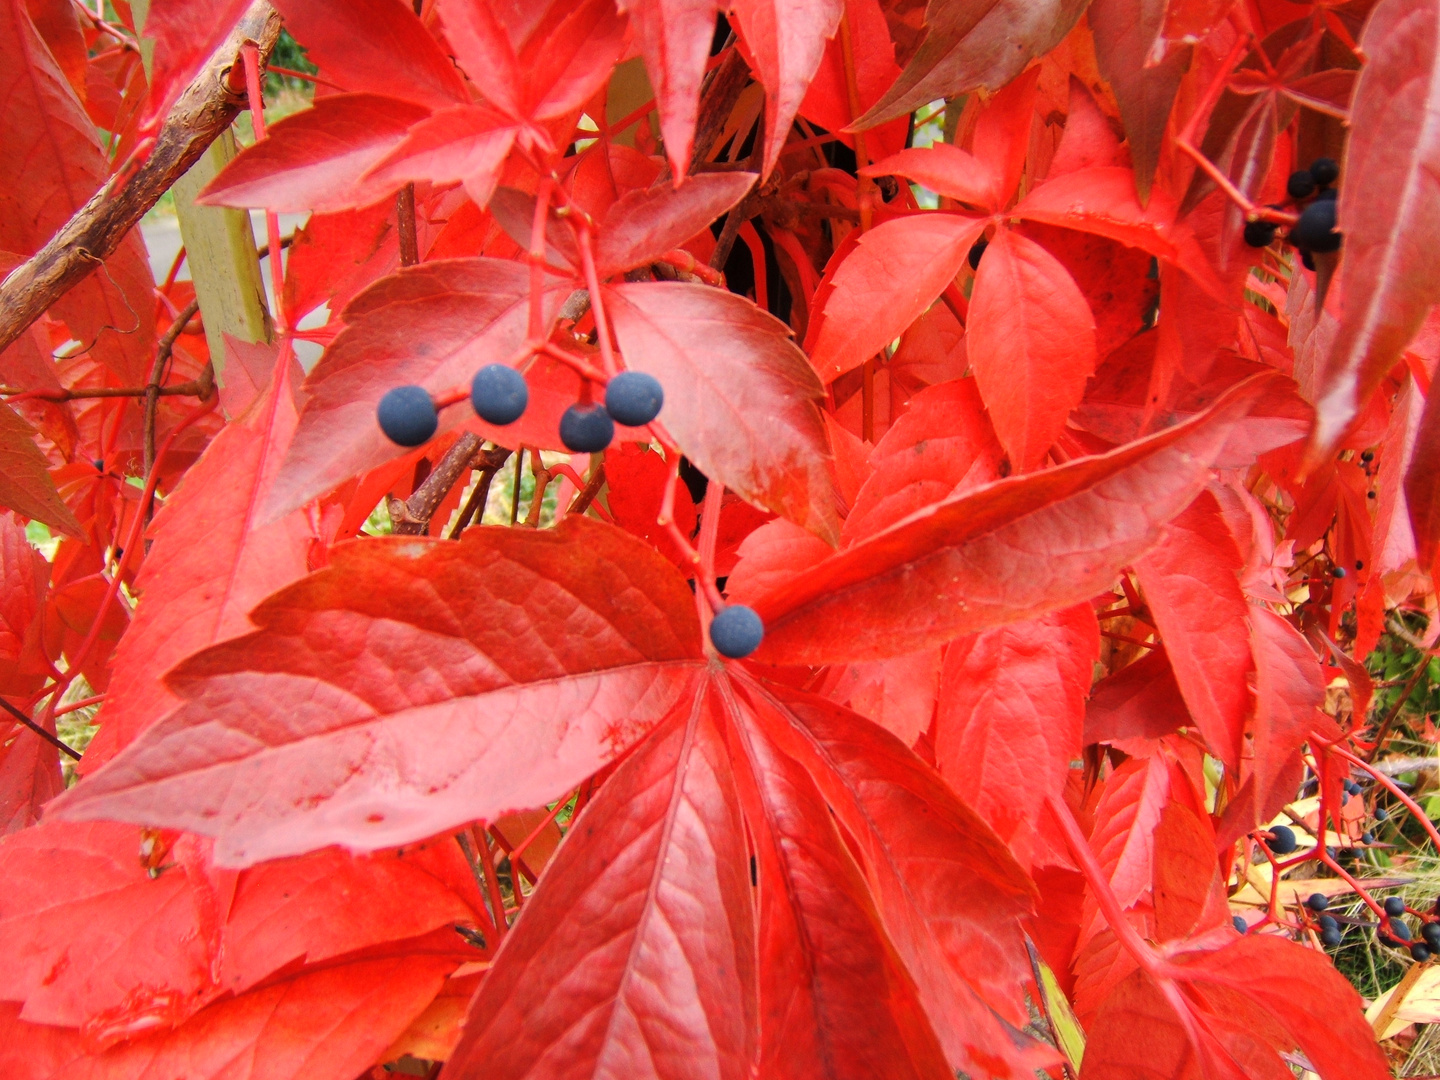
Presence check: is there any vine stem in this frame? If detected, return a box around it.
[1322,738,1440,855]
[241,44,289,335]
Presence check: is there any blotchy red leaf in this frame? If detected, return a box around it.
[855,0,1088,126]
[1314,0,1440,451]
[806,213,985,382]
[729,0,844,174]
[618,0,720,174]
[136,0,251,131]
[595,172,756,276]
[0,956,457,1080]
[267,258,563,519]
[936,605,1099,853]
[967,228,1098,471]
[1133,491,1253,771]
[721,680,953,1080]
[446,692,757,1080]
[752,377,1272,665]
[605,282,842,544]
[199,94,431,214]
[742,680,1054,1078]
[274,0,468,108]
[0,403,81,536]
[84,359,314,768]
[53,518,705,865]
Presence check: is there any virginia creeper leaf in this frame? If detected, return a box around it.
[617,0,721,175]
[595,172,757,276]
[135,0,251,131]
[0,403,80,536]
[1408,367,1440,576]
[53,518,705,865]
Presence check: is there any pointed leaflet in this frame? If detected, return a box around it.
[1083,755,1170,940]
[1246,608,1328,827]
[728,0,844,175]
[720,679,953,1080]
[1314,0,1440,452]
[363,106,518,209]
[135,0,251,131]
[267,258,561,519]
[618,0,719,174]
[1408,368,1440,575]
[751,376,1272,665]
[1084,647,1190,747]
[0,957,457,1080]
[935,605,1099,849]
[863,143,1003,209]
[446,692,757,1080]
[200,95,433,214]
[1133,490,1253,772]
[967,228,1098,471]
[740,679,1053,1078]
[84,359,313,768]
[856,0,1089,127]
[595,172,757,276]
[0,403,80,536]
[605,282,842,544]
[1088,0,1190,204]
[807,213,986,382]
[54,518,705,866]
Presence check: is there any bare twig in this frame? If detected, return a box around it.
[690,48,752,171]
[0,2,282,357]
[448,447,512,538]
[0,697,82,761]
[1366,661,1432,763]
[389,433,483,536]
[144,297,204,483]
[396,183,420,266]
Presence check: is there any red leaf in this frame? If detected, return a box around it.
[1133,491,1253,771]
[936,605,1099,852]
[823,648,943,747]
[605,282,842,543]
[725,517,831,606]
[806,213,986,382]
[743,680,1056,1078]
[446,694,757,1080]
[363,106,518,208]
[53,518,705,865]
[722,680,953,1080]
[1084,648,1190,749]
[1247,608,1329,823]
[617,0,720,175]
[275,0,468,109]
[199,94,432,214]
[968,228,1098,470]
[1085,755,1170,932]
[1050,76,1125,177]
[84,360,314,768]
[841,377,1003,545]
[0,403,81,536]
[280,202,401,323]
[136,0,251,131]
[1408,366,1440,575]
[864,143,1002,209]
[1314,0,1440,451]
[855,0,1089,127]
[1088,0,1189,204]
[267,258,562,518]
[752,376,1272,665]
[595,172,757,276]
[728,0,844,175]
[799,0,909,161]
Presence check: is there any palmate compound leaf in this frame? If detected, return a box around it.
[750,375,1275,665]
[0,402,81,537]
[52,517,706,866]
[1313,0,1440,453]
[604,282,842,544]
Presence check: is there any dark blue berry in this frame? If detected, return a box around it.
[1232,915,1247,934]
[968,238,988,270]
[710,605,764,659]
[1362,831,1375,845]
[1309,157,1339,187]
[1314,186,1337,201]
[1376,807,1390,821]
[1268,825,1297,854]
[1413,942,1431,962]
[1287,169,1317,200]
[1386,896,1407,917]
[559,403,614,453]
[1318,915,1338,931]
[471,365,528,426]
[1292,198,1340,252]
[1321,927,1343,947]
[1392,919,1413,942]
[1424,922,1440,948]
[1301,249,1316,271]
[1333,566,1346,579]
[605,371,664,427]
[1307,893,1329,912]
[377,386,438,447]
[1243,219,1278,248]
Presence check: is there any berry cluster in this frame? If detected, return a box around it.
[1243,157,1342,264]
[375,366,665,453]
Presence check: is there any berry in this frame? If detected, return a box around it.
[1386,896,1407,917]
[1333,566,1346,578]
[1291,198,1340,252]
[1425,922,1440,948]
[1232,915,1247,934]
[1287,169,1317,200]
[1355,560,1364,570]
[1268,825,1297,854]
[1318,915,1338,931]
[1361,449,1375,463]
[1243,219,1278,248]
[1321,927,1343,947]
[1392,919,1414,942]
[559,403,614,453]
[1309,157,1339,187]
[470,365,528,426]
[1301,249,1316,271]
[710,605,765,659]
[1413,943,1432,962]
[1314,186,1337,201]
[377,386,438,447]
[1307,893,1329,912]
[605,371,664,427]
[92,458,105,472]
[1362,831,1375,845]
[1376,807,1389,821]
[968,239,988,270]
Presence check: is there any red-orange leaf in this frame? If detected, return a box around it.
[0,403,80,537]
